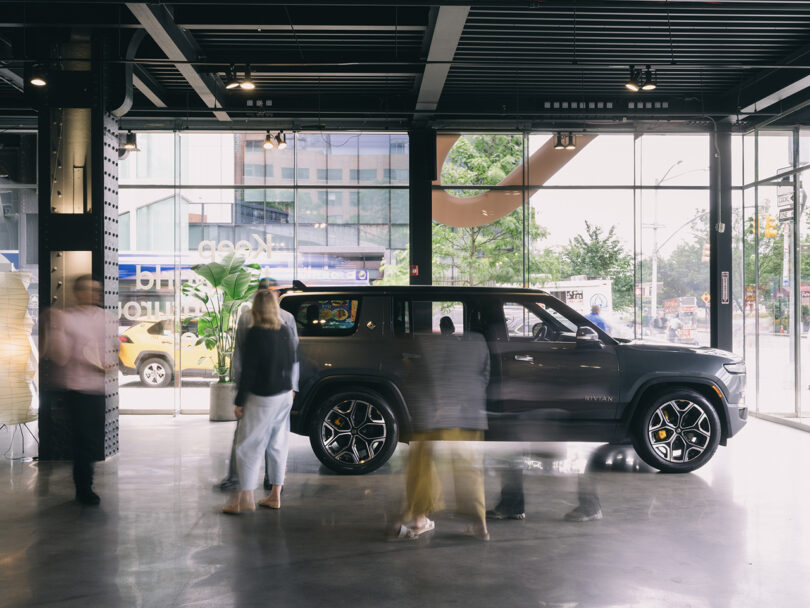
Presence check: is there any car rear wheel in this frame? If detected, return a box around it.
[309,390,399,475]
[632,388,721,473]
[138,357,173,388]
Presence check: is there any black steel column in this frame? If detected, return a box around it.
[408,127,435,285]
[36,31,119,460]
[710,126,733,351]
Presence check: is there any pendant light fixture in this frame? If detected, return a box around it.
[554,133,565,150]
[240,64,255,90]
[625,65,641,92]
[276,131,287,150]
[565,132,576,150]
[224,64,240,90]
[263,131,274,150]
[641,65,657,91]
[122,131,139,151]
[29,64,47,87]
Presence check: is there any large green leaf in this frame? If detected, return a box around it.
[193,262,227,288]
[220,252,247,276]
[221,271,253,302]
[180,282,210,304]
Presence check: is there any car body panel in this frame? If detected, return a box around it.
[280,286,746,448]
[118,319,215,378]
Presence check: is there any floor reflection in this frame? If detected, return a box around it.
[0,416,808,607]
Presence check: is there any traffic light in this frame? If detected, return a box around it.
[701,243,711,262]
[764,215,779,238]
[753,216,764,236]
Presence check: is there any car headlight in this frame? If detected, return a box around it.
[724,362,746,374]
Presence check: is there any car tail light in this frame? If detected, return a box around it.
[119,335,133,343]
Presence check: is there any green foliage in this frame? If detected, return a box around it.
[180,251,260,383]
[432,134,548,286]
[432,208,548,286]
[563,221,634,309]
[376,247,410,285]
[441,134,523,190]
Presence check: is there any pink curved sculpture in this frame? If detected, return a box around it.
[432,133,596,228]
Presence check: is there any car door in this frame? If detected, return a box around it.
[494,296,621,421]
[385,297,475,430]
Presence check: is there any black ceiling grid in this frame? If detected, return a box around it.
[3,2,810,130]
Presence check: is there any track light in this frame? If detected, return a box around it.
[554,133,565,150]
[625,65,641,92]
[240,64,255,90]
[29,64,47,87]
[122,131,139,151]
[263,131,274,150]
[641,65,657,91]
[224,64,240,90]
[565,132,576,150]
[276,131,287,149]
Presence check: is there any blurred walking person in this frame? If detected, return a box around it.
[223,290,297,514]
[391,316,491,540]
[43,276,108,505]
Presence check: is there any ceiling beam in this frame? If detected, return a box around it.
[133,64,168,108]
[0,66,23,92]
[414,5,469,114]
[126,2,229,121]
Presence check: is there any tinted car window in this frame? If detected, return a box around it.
[504,299,578,341]
[284,297,361,336]
[394,299,466,336]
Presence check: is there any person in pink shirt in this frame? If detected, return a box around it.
[44,276,108,505]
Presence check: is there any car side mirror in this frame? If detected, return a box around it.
[576,325,603,349]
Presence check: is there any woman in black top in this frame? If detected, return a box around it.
[223,290,296,514]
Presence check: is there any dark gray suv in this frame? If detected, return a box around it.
[280,286,747,475]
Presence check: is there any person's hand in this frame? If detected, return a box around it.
[234,406,243,420]
[292,391,297,399]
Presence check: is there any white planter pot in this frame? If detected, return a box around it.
[209,382,237,421]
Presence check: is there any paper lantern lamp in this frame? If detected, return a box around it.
[0,268,36,426]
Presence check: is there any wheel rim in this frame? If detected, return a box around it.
[321,399,387,465]
[143,362,167,385]
[648,399,713,464]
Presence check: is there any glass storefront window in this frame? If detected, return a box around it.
[536,133,634,186]
[636,135,710,187]
[118,131,409,414]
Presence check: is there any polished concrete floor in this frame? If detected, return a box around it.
[1,416,810,608]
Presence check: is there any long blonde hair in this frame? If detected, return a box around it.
[250,290,282,330]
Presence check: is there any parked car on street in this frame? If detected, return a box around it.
[119,319,215,387]
[280,286,747,475]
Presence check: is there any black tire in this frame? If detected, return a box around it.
[632,388,721,473]
[309,389,399,475]
[138,357,173,388]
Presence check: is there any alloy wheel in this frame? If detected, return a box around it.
[647,398,712,464]
[143,362,167,386]
[321,399,387,465]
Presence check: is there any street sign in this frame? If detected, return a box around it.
[778,207,794,222]
[701,292,710,304]
[777,169,795,208]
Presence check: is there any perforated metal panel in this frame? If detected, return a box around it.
[101,112,119,458]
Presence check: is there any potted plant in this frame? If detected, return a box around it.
[181,252,260,420]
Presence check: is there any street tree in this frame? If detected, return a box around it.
[563,221,634,309]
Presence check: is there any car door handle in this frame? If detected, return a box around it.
[401,352,421,360]
[514,354,534,362]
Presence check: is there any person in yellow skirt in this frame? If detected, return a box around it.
[391,317,491,541]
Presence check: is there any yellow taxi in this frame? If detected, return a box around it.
[118,319,215,387]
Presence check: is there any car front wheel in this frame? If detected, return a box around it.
[309,390,399,475]
[138,357,173,388]
[632,388,721,473]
